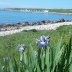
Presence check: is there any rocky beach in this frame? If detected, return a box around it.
[0,19,72,36]
[0,19,71,31]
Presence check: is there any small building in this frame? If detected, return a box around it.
[44,10,48,13]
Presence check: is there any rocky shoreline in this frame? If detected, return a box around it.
[0,19,72,31]
[0,21,72,36]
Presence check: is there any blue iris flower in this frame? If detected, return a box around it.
[17,44,26,53]
[36,35,50,48]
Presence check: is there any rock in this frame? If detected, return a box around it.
[25,22,29,25]
[60,19,65,22]
[0,25,3,28]
[37,21,43,25]
[30,22,37,26]
[56,19,65,23]
[41,20,51,23]
[16,22,22,25]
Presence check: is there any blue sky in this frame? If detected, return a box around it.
[0,0,72,9]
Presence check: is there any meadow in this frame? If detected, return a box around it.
[0,25,72,72]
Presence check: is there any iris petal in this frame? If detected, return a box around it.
[36,35,50,48]
[17,44,26,53]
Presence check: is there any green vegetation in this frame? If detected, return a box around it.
[4,8,48,12]
[4,8,72,13]
[0,25,72,72]
[48,9,72,13]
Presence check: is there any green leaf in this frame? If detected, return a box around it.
[46,47,50,72]
[9,60,14,72]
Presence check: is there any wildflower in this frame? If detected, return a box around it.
[40,35,46,42]
[17,44,26,53]
[36,35,50,48]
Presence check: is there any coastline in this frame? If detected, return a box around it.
[0,19,71,31]
[1,10,72,15]
[48,12,72,15]
[0,10,49,14]
[0,22,72,36]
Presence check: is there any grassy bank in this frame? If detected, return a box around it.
[48,9,72,13]
[0,25,72,72]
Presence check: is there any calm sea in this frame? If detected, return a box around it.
[0,11,72,24]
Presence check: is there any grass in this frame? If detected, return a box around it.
[0,25,72,72]
[48,9,72,13]
[0,25,72,58]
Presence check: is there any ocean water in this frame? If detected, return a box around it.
[0,11,72,24]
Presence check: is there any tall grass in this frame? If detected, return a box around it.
[0,36,72,72]
[0,25,72,72]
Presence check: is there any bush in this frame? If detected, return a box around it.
[30,29,37,32]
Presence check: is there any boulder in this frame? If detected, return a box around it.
[41,20,51,23]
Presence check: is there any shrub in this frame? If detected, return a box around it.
[30,29,37,32]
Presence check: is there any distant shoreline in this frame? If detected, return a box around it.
[1,10,72,15]
[0,10,49,13]
[48,12,72,15]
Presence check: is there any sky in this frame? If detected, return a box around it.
[0,0,72,9]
